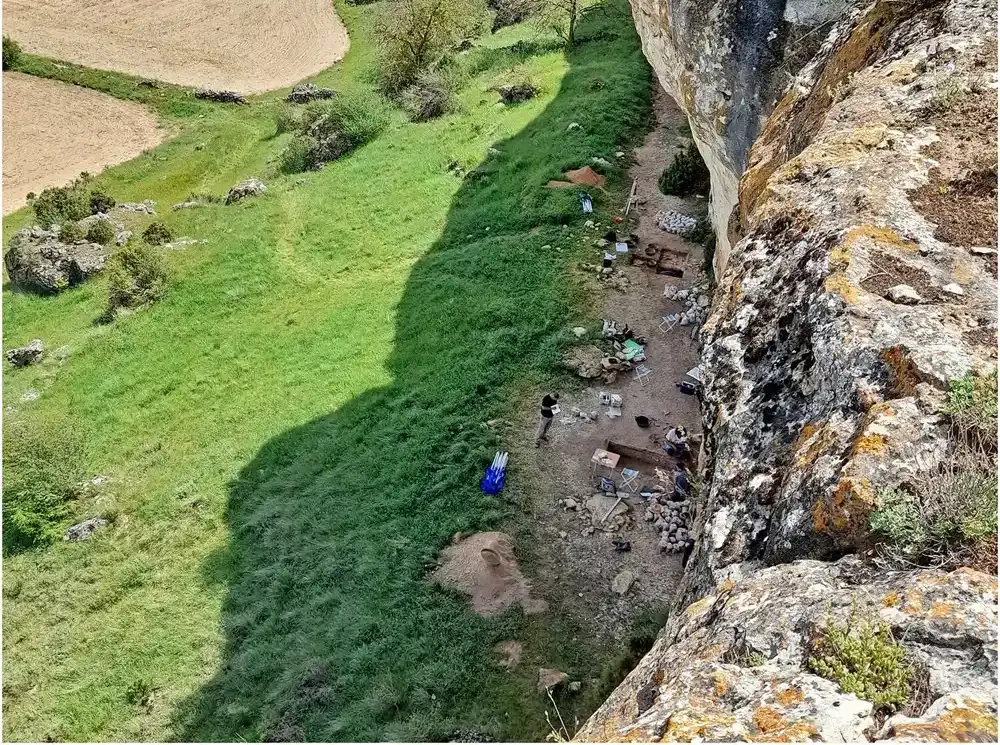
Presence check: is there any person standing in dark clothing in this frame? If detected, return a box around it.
[682,538,695,567]
[534,393,559,446]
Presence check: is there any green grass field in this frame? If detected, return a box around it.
[2,2,653,740]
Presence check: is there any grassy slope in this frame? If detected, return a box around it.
[2,3,651,740]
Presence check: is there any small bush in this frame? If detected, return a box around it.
[142,221,174,246]
[400,69,457,121]
[105,244,168,317]
[58,221,85,243]
[658,142,711,197]
[2,417,86,553]
[280,90,391,172]
[3,35,22,71]
[30,179,92,228]
[945,370,998,450]
[89,190,116,215]
[272,105,301,135]
[808,609,912,710]
[86,219,116,245]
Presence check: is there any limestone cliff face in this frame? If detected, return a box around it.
[629,0,851,269]
[582,0,998,738]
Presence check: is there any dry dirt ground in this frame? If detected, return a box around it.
[3,0,350,93]
[2,72,166,215]
[509,88,709,644]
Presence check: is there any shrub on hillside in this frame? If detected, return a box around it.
[30,179,92,228]
[376,0,489,95]
[487,0,536,31]
[104,244,168,318]
[141,221,174,246]
[808,609,912,710]
[658,142,711,197]
[280,91,391,173]
[272,105,301,136]
[58,221,86,243]
[400,69,458,121]
[89,190,117,215]
[3,35,22,71]
[86,219,116,246]
[2,417,86,553]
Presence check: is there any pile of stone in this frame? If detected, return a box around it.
[4,226,107,294]
[559,492,634,534]
[194,88,248,105]
[286,83,336,104]
[6,339,44,367]
[225,178,267,205]
[656,210,698,234]
[64,517,108,542]
[497,83,539,104]
[643,497,692,553]
[117,200,156,215]
[663,282,711,332]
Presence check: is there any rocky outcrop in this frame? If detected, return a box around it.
[583,0,996,739]
[629,0,853,270]
[6,339,44,367]
[225,179,267,205]
[4,226,108,294]
[286,83,336,104]
[78,213,132,246]
[194,88,248,105]
[577,558,998,742]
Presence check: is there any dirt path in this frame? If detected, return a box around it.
[2,72,166,215]
[3,0,349,93]
[514,88,709,643]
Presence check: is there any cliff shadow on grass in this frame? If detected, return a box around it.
[172,3,652,741]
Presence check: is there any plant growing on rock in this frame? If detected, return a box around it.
[808,609,912,710]
[280,91,391,172]
[104,244,168,319]
[658,142,711,197]
[2,417,86,553]
[3,35,22,70]
[375,0,489,95]
[141,221,174,246]
[30,179,92,228]
[401,69,459,121]
[89,190,117,215]
[86,219,116,246]
[58,221,86,243]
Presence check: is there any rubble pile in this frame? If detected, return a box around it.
[655,209,698,234]
[643,498,691,553]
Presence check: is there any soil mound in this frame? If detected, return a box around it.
[432,532,547,617]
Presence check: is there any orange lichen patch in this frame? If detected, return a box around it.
[713,670,732,697]
[882,346,922,398]
[652,669,665,685]
[662,708,739,742]
[719,577,737,593]
[825,273,861,304]
[868,401,896,418]
[775,686,806,707]
[882,591,901,607]
[901,588,926,615]
[747,720,821,743]
[753,706,786,734]
[794,422,840,468]
[812,478,875,536]
[890,701,998,742]
[928,600,960,621]
[844,225,919,252]
[853,432,888,456]
[685,595,717,619]
[829,242,852,271]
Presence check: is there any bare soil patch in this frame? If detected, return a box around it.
[511,88,706,644]
[2,72,165,215]
[431,532,548,617]
[3,0,349,93]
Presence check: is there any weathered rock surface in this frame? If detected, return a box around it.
[194,88,247,105]
[286,83,336,104]
[225,179,267,205]
[538,667,570,693]
[583,0,997,739]
[6,339,44,367]
[578,559,998,742]
[4,226,108,293]
[64,517,109,542]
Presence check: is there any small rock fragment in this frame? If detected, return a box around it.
[887,284,921,304]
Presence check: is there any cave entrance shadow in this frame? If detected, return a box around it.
[171,3,652,741]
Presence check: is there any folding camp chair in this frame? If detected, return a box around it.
[658,314,679,333]
[634,364,653,385]
[620,467,640,493]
